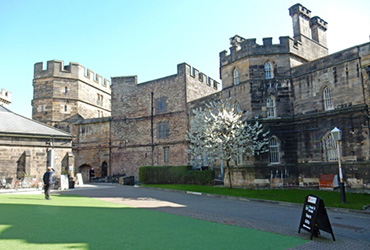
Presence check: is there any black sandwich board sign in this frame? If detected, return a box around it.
[298,195,335,241]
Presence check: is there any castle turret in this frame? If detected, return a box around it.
[32,60,111,131]
[0,88,11,107]
[310,16,328,48]
[289,3,311,41]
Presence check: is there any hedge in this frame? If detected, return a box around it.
[139,166,214,185]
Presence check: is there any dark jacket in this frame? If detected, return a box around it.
[43,168,55,185]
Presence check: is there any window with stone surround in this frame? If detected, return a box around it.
[155,97,167,114]
[164,146,169,163]
[323,132,338,161]
[97,94,103,106]
[264,62,274,79]
[157,121,169,139]
[266,95,276,118]
[323,87,333,111]
[234,102,241,113]
[233,68,240,85]
[269,137,280,164]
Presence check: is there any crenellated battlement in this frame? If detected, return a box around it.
[220,4,329,67]
[310,16,327,31]
[0,88,11,107]
[178,63,220,90]
[220,36,294,65]
[289,3,311,20]
[112,63,220,91]
[34,60,110,89]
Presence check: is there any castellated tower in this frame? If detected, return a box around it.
[289,3,328,49]
[0,88,11,107]
[32,60,111,132]
[289,3,312,41]
[310,16,328,47]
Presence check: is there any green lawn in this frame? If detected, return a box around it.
[0,193,307,250]
[142,184,370,210]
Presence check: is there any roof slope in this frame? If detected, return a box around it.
[0,106,72,138]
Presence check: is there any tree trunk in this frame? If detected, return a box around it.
[226,160,232,189]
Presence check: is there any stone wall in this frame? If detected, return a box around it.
[292,47,366,115]
[32,60,111,127]
[110,63,220,178]
[73,118,110,177]
[225,162,370,189]
[0,135,73,180]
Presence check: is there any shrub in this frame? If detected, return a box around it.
[139,166,214,185]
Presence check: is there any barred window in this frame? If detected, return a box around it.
[164,147,169,163]
[266,95,276,118]
[323,133,338,161]
[323,87,333,110]
[233,68,240,85]
[269,137,280,164]
[264,62,274,79]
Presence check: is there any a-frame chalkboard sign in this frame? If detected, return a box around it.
[298,195,335,241]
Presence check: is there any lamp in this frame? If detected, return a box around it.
[331,127,346,203]
[331,127,342,141]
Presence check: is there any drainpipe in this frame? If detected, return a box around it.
[151,92,154,166]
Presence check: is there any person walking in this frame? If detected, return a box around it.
[43,167,55,200]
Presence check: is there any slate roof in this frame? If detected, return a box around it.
[0,106,72,138]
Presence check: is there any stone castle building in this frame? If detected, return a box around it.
[31,60,219,181]
[0,105,73,182]
[211,3,370,187]
[28,3,370,188]
[110,63,219,177]
[32,60,111,182]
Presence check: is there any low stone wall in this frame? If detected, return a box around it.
[224,162,370,189]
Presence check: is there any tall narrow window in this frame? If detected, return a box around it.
[323,133,338,161]
[264,62,274,79]
[64,87,68,95]
[323,87,333,110]
[234,102,241,113]
[233,68,240,85]
[269,137,280,164]
[164,147,169,163]
[266,95,276,118]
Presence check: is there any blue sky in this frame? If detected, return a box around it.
[1,0,369,118]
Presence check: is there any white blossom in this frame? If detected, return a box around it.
[187,99,269,187]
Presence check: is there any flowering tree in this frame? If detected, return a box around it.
[187,100,269,188]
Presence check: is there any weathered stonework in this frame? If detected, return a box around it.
[215,4,370,188]
[32,60,112,180]
[32,60,111,130]
[110,63,220,178]
[0,135,73,180]
[73,117,110,182]
[27,3,370,189]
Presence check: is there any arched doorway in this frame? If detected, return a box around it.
[79,164,92,183]
[101,161,108,177]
